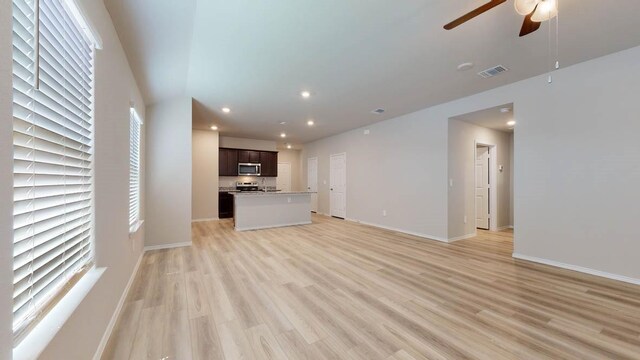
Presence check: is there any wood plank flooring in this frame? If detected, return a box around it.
[103,215,640,359]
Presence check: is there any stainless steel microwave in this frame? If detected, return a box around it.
[238,163,261,176]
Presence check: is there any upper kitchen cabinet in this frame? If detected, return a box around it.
[238,150,261,163]
[220,148,278,177]
[260,151,278,177]
[219,148,238,176]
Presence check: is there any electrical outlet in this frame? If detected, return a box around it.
[382,210,387,217]
[449,179,454,187]
[287,197,291,203]
[464,216,467,224]
[364,129,370,135]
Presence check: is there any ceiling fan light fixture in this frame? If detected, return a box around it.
[531,0,558,22]
[514,0,539,16]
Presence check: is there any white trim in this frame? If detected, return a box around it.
[234,221,312,232]
[448,232,477,242]
[63,0,103,49]
[128,219,145,236]
[14,268,106,360]
[512,253,640,286]
[497,225,514,231]
[345,218,450,243]
[144,241,192,251]
[192,217,219,223]
[92,252,144,360]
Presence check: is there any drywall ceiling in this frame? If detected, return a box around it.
[452,103,515,133]
[105,0,640,145]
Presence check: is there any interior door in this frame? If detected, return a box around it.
[330,153,346,219]
[277,163,291,191]
[476,146,490,230]
[307,157,318,212]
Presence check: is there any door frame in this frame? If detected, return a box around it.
[307,157,318,213]
[474,141,498,231]
[277,162,292,192]
[329,152,347,219]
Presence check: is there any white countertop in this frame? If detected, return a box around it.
[232,191,316,196]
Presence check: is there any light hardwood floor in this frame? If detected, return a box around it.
[103,215,640,360]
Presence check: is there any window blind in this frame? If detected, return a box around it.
[12,0,95,336]
[129,108,141,229]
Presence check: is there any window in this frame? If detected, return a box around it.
[129,108,142,231]
[11,0,95,339]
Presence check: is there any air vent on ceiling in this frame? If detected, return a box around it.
[477,65,508,78]
[371,108,385,114]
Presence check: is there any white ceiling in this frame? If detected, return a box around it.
[105,0,640,145]
[452,103,515,133]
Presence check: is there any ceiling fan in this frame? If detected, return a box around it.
[444,0,558,37]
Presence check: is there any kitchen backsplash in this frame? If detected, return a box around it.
[219,176,277,188]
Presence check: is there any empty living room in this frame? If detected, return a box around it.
[1,0,639,359]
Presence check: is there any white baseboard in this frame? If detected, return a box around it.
[512,253,640,286]
[144,241,192,251]
[235,221,312,232]
[448,232,477,242]
[345,218,449,243]
[192,217,219,223]
[92,252,144,360]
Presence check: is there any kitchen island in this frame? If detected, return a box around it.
[232,191,314,231]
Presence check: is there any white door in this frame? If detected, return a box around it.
[330,153,346,219]
[476,146,490,230]
[307,157,318,212]
[277,163,291,192]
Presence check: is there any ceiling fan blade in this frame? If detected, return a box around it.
[519,4,541,36]
[444,0,508,30]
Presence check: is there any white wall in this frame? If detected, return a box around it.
[0,0,147,358]
[220,136,277,151]
[192,130,219,220]
[302,113,449,240]
[448,120,513,238]
[0,0,14,358]
[146,97,192,248]
[304,45,640,281]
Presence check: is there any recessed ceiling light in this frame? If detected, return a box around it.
[507,120,516,126]
[371,108,385,115]
[301,91,311,98]
[279,121,287,125]
[222,107,231,113]
[457,62,474,71]
[307,120,314,126]
[286,144,292,149]
[210,125,218,130]
[280,133,286,138]
[500,107,511,113]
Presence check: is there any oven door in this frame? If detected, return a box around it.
[238,163,261,176]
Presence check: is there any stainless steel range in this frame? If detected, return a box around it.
[236,181,259,192]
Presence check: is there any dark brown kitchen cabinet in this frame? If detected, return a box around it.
[238,150,260,164]
[260,151,278,177]
[219,192,234,218]
[220,147,278,177]
[219,148,238,176]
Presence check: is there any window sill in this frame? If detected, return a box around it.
[129,220,144,237]
[13,267,105,360]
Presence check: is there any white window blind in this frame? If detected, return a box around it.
[129,108,141,229]
[11,0,95,337]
